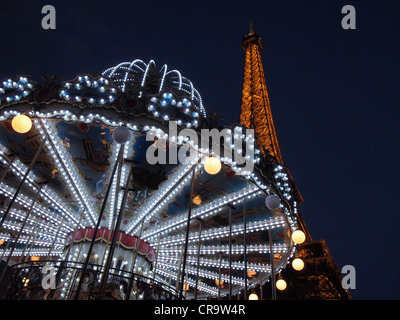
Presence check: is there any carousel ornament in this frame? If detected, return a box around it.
[265,194,281,210]
[112,126,131,144]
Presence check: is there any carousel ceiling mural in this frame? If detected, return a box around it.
[0,59,302,299]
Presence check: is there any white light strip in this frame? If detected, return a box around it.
[158,254,273,272]
[0,147,82,228]
[126,152,204,235]
[154,217,286,248]
[144,186,263,241]
[36,119,97,225]
[157,243,289,255]
[156,260,245,286]
[0,185,71,233]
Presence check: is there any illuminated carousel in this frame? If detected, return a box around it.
[0,59,305,300]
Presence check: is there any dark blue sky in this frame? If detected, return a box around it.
[1,0,399,299]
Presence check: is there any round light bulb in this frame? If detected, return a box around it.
[204,156,221,175]
[292,258,305,271]
[276,279,287,291]
[192,194,202,205]
[112,126,131,144]
[248,293,259,300]
[292,230,306,244]
[12,114,32,133]
[265,194,280,210]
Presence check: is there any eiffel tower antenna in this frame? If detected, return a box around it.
[249,20,254,34]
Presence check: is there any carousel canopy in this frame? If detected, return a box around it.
[0,60,299,297]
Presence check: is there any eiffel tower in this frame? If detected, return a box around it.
[239,25,351,300]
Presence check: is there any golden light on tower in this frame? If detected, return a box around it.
[12,114,32,133]
[204,156,221,175]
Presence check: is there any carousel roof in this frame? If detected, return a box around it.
[0,61,299,297]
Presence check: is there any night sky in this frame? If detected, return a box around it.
[1,0,399,300]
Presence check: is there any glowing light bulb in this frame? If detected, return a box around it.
[204,157,221,175]
[292,258,305,271]
[292,230,306,244]
[12,114,32,133]
[276,279,287,291]
[248,293,259,300]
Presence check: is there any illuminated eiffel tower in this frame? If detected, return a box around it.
[239,25,351,300]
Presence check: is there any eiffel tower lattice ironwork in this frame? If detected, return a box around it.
[239,26,351,300]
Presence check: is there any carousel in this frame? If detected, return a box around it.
[0,59,304,300]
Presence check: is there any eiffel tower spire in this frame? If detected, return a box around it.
[239,26,283,164]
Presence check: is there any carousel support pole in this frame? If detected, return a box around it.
[179,167,196,300]
[184,269,188,299]
[125,218,145,300]
[268,228,276,300]
[152,235,161,283]
[98,159,134,300]
[0,154,16,184]
[46,215,65,261]
[176,244,184,294]
[24,221,40,262]
[74,146,124,300]
[99,154,122,281]
[0,137,47,230]
[228,205,233,300]
[243,199,247,300]
[194,218,203,300]
[63,208,85,261]
[218,252,222,300]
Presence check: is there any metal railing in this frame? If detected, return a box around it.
[0,260,181,300]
